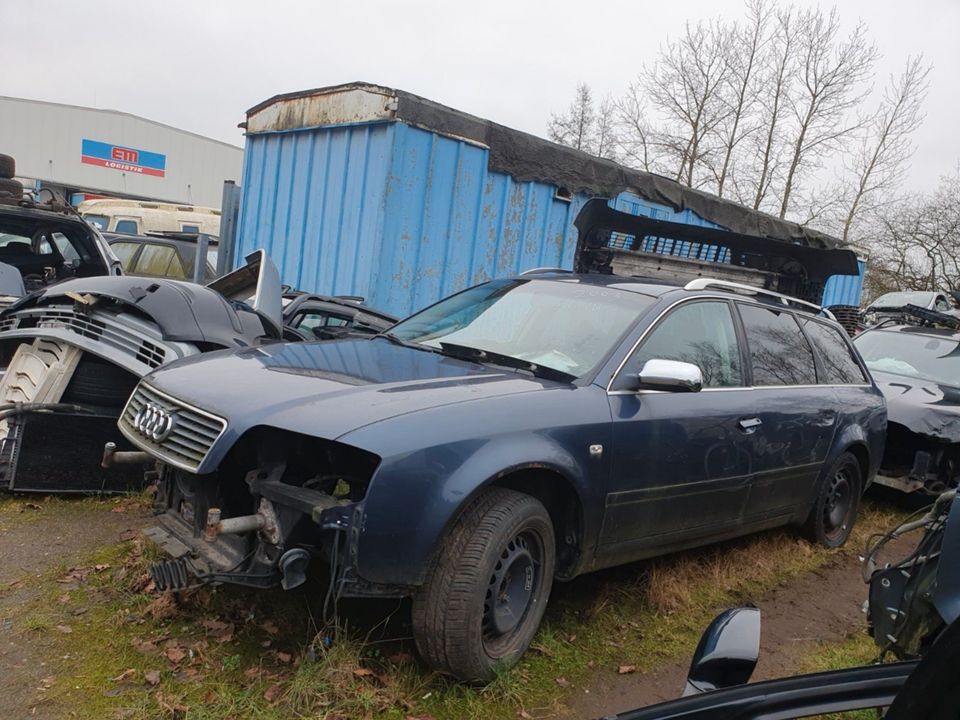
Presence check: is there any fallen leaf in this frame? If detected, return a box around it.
[275,651,292,664]
[353,667,376,679]
[21,502,42,511]
[518,711,533,720]
[38,676,55,689]
[555,677,570,687]
[94,564,111,572]
[203,690,218,704]
[243,667,261,681]
[530,643,554,657]
[144,670,161,687]
[55,625,73,634]
[143,595,177,621]
[261,620,279,635]
[57,594,70,604]
[263,683,283,703]
[201,619,234,642]
[164,646,187,666]
[617,665,637,675]
[112,669,138,683]
[119,529,139,542]
[132,638,158,654]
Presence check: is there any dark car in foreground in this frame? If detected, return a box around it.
[854,312,960,497]
[121,266,884,682]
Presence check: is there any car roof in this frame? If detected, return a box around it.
[105,232,219,246]
[510,271,680,298]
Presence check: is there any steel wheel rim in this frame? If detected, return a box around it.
[824,468,853,540]
[482,530,543,651]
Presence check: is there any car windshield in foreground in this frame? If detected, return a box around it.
[855,329,960,387]
[387,278,653,378]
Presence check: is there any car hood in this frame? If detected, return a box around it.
[143,338,554,441]
[2,274,271,348]
[872,370,960,442]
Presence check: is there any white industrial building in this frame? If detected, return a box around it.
[0,96,242,208]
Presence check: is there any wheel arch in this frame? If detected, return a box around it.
[486,466,585,580]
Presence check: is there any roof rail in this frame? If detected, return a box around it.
[684,278,828,316]
[520,267,572,276]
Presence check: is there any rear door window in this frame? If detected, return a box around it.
[801,319,868,384]
[110,242,140,270]
[738,304,817,386]
[615,300,743,390]
[133,243,187,279]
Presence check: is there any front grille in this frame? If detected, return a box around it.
[1,309,172,369]
[119,383,227,473]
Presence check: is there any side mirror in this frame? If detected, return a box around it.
[638,359,703,393]
[682,607,761,696]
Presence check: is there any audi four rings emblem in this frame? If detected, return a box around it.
[133,402,176,442]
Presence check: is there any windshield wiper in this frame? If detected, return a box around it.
[375,331,440,354]
[437,342,576,383]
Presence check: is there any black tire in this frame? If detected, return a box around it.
[412,487,555,683]
[803,451,862,548]
[0,154,14,179]
[0,177,22,199]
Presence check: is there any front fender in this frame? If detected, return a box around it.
[354,431,605,587]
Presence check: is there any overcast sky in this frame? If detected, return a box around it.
[3,0,957,193]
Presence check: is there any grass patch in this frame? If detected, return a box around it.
[11,497,907,720]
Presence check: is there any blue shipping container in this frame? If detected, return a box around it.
[237,84,863,317]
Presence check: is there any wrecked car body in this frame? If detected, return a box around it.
[855,311,960,496]
[0,251,284,493]
[0,181,122,307]
[122,201,881,683]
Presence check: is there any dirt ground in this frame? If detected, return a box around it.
[0,497,912,720]
[565,532,915,718]
[0,500,150,719]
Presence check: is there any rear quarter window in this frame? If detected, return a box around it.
[738,304,817,386]
[801,319,868,384]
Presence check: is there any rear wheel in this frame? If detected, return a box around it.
[803,451,861,548]
[412,487,555,683]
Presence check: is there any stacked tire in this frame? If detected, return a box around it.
[0,154,23,201]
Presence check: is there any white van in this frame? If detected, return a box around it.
[78,199,221,237]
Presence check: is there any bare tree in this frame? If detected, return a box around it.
[713,0,771,197]
[749,5,798,211]
[778,9,877,218]
[840,56,930,243]
[642,19,731,187]
[615,81,658,172]
[594,94,620,161]
[865,172,960,296]
[547,83,596,153]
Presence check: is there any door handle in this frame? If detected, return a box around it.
[738,417,762,432]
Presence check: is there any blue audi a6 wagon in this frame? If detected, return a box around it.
[119,204,886,682]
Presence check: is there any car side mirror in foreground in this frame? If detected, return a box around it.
[637,359,703,393]
[682,607,761,696]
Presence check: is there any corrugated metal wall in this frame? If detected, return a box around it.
[237,119,865,318]
[821,259,866,307]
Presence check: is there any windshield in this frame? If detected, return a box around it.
[855,329,960,387]
[388,278,653,378]
[870,291,935,308]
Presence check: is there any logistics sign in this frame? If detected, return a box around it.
[81,139,166,177]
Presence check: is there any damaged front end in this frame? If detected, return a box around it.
[875,421,960,496]
[141,425,379,597]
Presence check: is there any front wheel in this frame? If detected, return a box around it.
[412,487,555,683]
[803,451,862,548]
